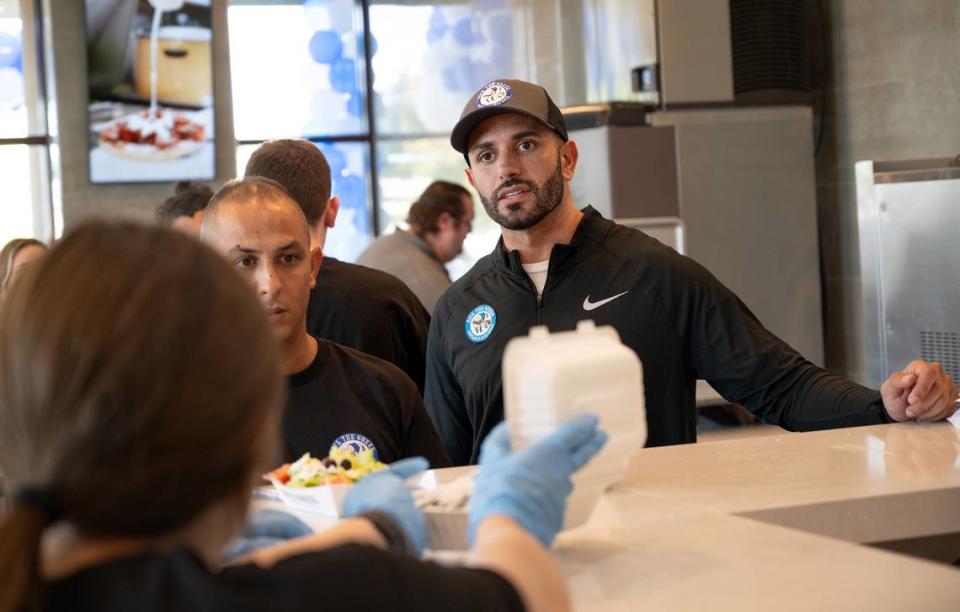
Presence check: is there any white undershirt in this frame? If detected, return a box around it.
[521,260,550,297]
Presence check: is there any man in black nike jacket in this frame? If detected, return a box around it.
[424,78,958,466]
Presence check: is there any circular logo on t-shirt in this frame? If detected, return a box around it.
[331,433,379,459]
[476,81,512,107]
[465,304,497,343]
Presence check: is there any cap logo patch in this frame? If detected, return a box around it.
[476,81,512,108]
[331,433,379,460]
[465,304,497,343]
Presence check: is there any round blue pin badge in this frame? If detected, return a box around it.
[464,304,497,343]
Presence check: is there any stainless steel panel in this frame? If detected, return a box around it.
[569,124,679,219]
[858,159,960,388]
[570,106,824,380]
[651,106,825,367]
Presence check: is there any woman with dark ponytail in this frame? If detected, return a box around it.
[0,221,284,611]
[0,221,601,612]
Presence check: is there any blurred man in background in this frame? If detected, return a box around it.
[358,180,474,314]
[155,181,213,235]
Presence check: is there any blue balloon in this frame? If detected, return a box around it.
[336,174,369,234]
[487,13,512,45]
[347,91,364,118]
[308,30,342,65]
[329,58,356,93]
[452,18,475,46]
[429,7,446,29]
[426,24,446,44]
[452,56,478,91]
[0,32,21,69]
[319,144,347,178]
[441,65,460,91]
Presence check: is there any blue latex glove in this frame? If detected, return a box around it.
[342,456,429,555]
[468,414,608,547]
[221,508,313,562]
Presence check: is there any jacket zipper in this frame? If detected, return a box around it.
[524,276,544,325]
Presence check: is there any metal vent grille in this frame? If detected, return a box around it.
[730,0,810,94]
[920,331,960,383]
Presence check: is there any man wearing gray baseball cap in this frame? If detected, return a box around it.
[423,78,958,466]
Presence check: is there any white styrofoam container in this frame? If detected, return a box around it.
[503,320,646,530]
[268,477,352,517]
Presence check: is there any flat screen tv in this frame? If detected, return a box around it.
[84,0,215,184]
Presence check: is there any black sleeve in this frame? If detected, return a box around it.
[221,544,526,612]
[387,291,431,396]
[670,255,892,430]
[395,369,452,468]
[423,299,475,466]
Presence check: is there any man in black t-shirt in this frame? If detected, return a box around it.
[201,177,449,467]
[245,139,431,394]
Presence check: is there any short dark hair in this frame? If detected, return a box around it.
[155,181,214,224]
[244,139,331,228]
[406,181,471,237]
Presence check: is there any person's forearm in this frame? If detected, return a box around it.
[235,517,386,568]
[465,515,570,612]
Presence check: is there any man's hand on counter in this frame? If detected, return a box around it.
[880,359,959,422]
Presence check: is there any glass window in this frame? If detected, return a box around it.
[237,140,372,262]
[0,145,49,246]
[0,1,51,243]
[0,2,35,138]
[369,3,514,136]
[369,2,515,276]
[377,137,497,281]
[228,1,367,141]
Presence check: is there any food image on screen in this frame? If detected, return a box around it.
[85,0,215,183]
[98,107,205,161]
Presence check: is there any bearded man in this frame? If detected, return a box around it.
[423,78,958,466]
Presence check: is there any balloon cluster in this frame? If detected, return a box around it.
[303,1,373,251]
[426,4,511,93]
[305,3,377,120]
[414,3,512,132]
[0,30,24,111]
[318,142,371,261]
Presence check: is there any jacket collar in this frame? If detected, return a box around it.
[491,206,612,278]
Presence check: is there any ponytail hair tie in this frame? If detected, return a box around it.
[15,487,63,523]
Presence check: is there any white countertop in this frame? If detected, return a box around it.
[556,422,960,610]
[264,422,960,610]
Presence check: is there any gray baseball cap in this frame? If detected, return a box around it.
[450,79,568,155]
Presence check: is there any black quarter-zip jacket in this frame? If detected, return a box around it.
[424,207,891,465]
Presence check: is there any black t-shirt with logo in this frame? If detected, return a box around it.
[308,258,431,395]
[46,545,525,611]
[284,337,450,468]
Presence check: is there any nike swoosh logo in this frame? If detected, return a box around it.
[582,291,630,311]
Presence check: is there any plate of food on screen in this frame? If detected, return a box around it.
[97,107,206,161]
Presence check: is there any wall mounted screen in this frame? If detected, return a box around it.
[85,0,214,183]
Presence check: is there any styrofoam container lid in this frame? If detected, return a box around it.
[503,320,646,516]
